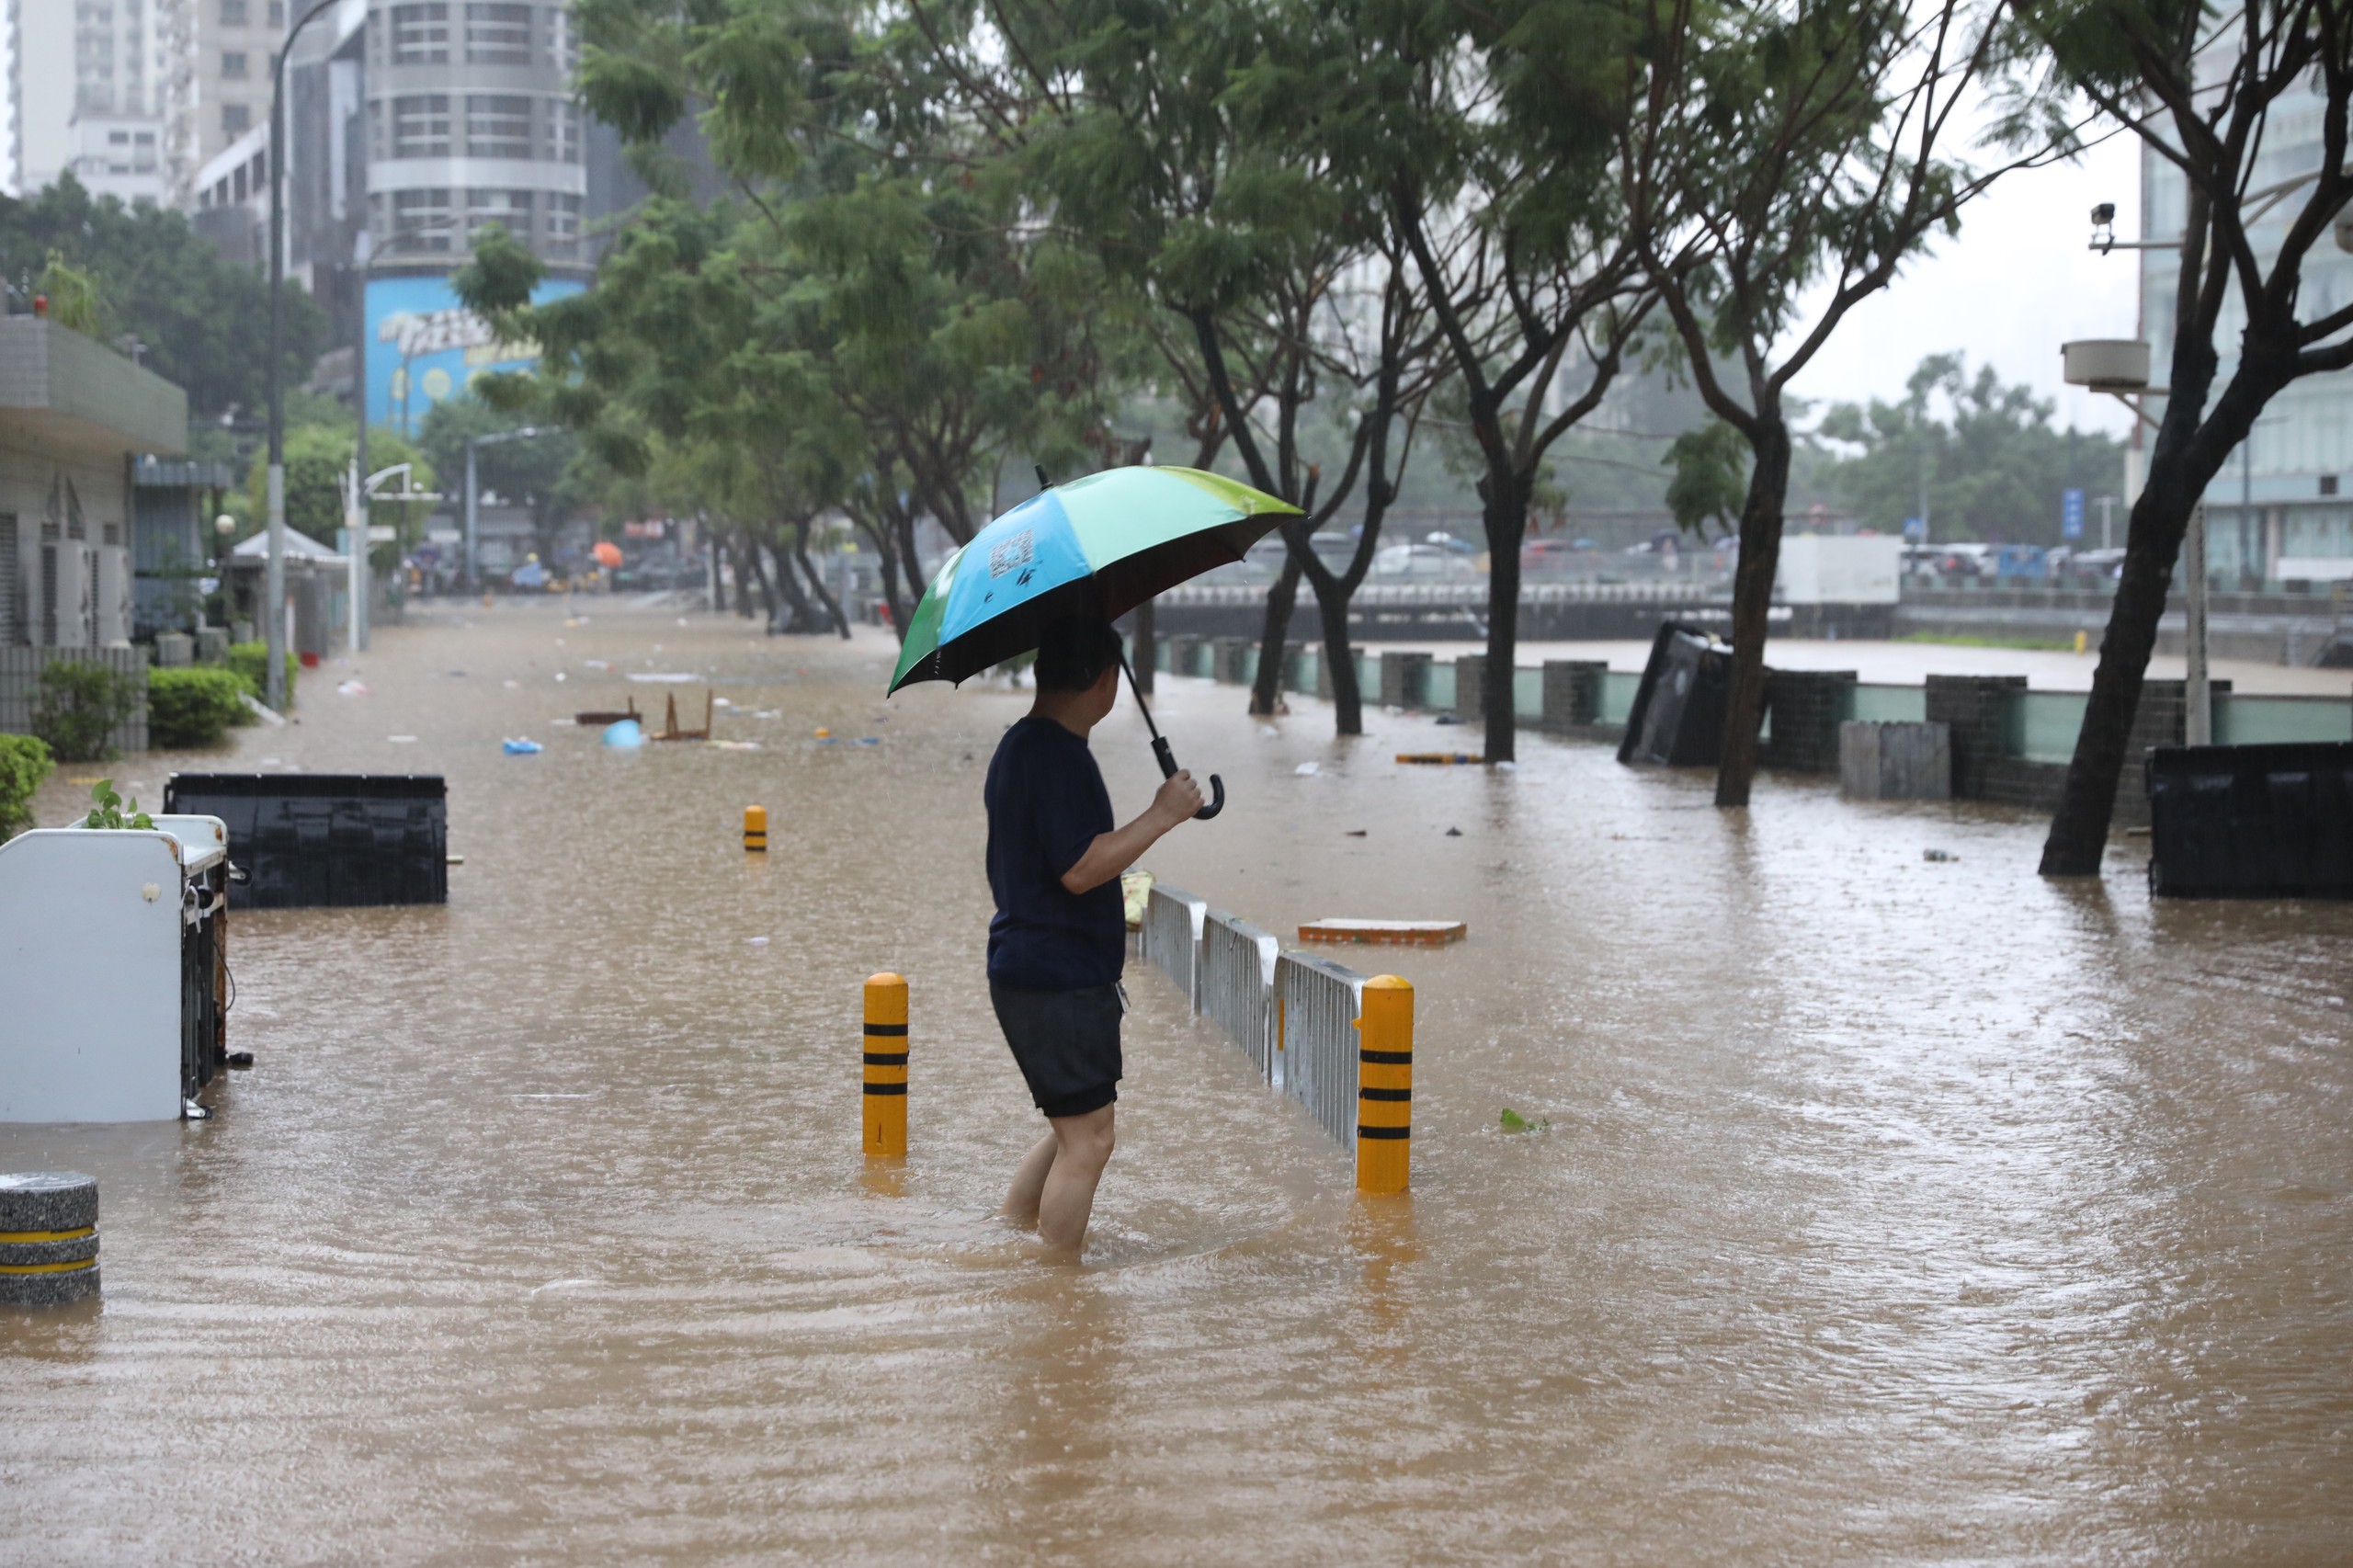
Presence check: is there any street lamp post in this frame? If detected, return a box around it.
[267,0,346,711]
[2059,336,2216,744]
[345,460,439,653]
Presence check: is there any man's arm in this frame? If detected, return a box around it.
[1059,771,1206,895]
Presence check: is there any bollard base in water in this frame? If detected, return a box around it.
[1,1172,100,1307]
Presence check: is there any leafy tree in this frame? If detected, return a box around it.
[0,175,325,417]
[2020,0,2353,874]
[1375,0,1658,763]
[950,0,1449,732]
[464,3,1132,638]
[417,391,585,575]
[1816,354,2122,542]
[243,420,433,548]
[1624,0,2073,805]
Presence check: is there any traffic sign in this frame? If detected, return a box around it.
[1903,517,1926,541]
[2062,487,2086,540]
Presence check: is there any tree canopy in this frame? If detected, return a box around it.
[0,176,327,419]
[1818,355,2123,544]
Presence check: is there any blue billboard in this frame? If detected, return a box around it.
[363,273,585,435]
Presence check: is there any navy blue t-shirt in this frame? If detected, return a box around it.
[984,716,1124,990]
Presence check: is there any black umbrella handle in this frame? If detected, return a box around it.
[1151,735,1223,820]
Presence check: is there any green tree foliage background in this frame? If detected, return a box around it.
[0,176,326,418]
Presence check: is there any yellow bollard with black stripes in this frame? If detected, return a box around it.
[863,972,909,1157]
[1355,975,1414,1193]
[743,804,768,852]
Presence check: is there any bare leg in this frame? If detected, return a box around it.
[1002,1131,1059,1226]
[1037,1105,1116,1256]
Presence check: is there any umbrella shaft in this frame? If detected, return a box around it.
[1120,653,1166,745]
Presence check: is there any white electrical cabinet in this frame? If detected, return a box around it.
[0,815,233,1122]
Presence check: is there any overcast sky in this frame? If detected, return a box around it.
[1787,131,2144,440]
[0,36,2142,437]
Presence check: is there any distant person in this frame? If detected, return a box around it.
[986,616,1202,1256]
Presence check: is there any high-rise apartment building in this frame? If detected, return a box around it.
[364,2,586,268]
[2139,78,2353,584]
[10,0,172,201]
[358,1,591,433]
[162,0,290,205]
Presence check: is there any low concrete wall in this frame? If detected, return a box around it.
[1177,643,2321,827]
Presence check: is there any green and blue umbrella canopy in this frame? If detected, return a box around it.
[887,466,1299,693]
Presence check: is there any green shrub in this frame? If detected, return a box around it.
[222,640,298,711]
[0,733,54,838]
[32,661,141,763]
[149,666,251,749]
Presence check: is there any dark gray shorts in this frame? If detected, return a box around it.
[989,980,1122,1119]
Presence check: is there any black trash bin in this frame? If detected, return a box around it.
[1618,622,1733,767]
[2146,743,2353,898]
[162,774,449,909]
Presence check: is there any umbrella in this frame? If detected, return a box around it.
[888,465,1301,820]
[593,540,624,568]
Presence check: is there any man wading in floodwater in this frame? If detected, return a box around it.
[988,617,1203,1255]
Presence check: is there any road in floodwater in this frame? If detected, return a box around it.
[4,601,2349,1565]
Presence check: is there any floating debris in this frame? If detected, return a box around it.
[1924,848,1956,863]
[335,679,368,697]
[1294,761,1319,776]
[502,738,543,755]
[1499,1108,1551,1135]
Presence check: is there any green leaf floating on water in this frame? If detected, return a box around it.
[1500,1108,1552,1135]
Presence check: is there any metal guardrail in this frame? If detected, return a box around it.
[1139,886,1370,1153]
[1275,951,1370,1148]
[1140,882,1206,1008]
[1199,909,1281,1082]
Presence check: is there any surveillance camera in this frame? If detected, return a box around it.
[2091,202,2116,226]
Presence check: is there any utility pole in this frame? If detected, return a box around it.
[267,0,343,710]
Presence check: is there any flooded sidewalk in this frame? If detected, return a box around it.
[4,600,2348,1564]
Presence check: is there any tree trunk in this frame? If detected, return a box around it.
[1132,595,1155,697]
[793,526,851,639]
[747,538,790,629]
[1250,549,1302,714]
[1318,580,1365,734]
[1480,471,1530,763]
[776,538,824,632]
[1714,418,1791,807]
[728,536,758,619]
[895,509,926,608]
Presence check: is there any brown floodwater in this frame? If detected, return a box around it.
[5,600,2349,1564]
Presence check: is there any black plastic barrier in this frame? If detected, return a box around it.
[2146,743,2353,899]
[162,774,449,909]
[1618,622,1733,767]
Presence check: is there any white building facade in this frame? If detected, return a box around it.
[2140,78,2353,585]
